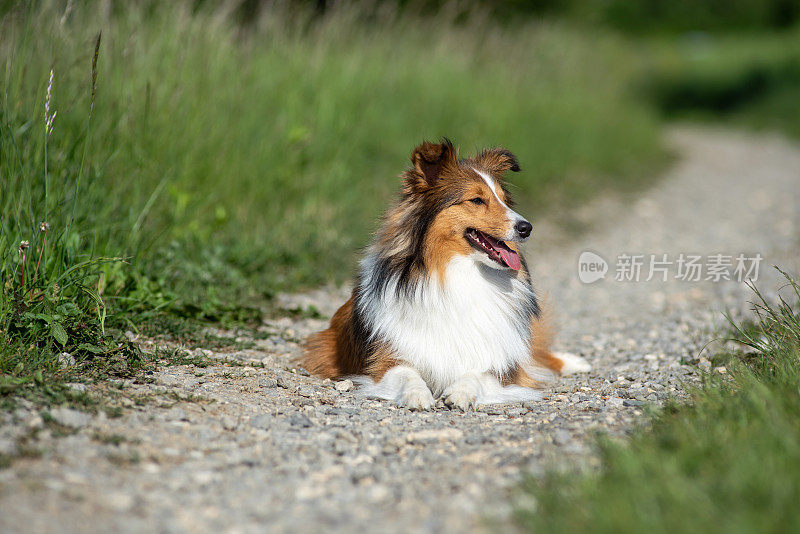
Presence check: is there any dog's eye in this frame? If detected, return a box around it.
[469,197,485,205]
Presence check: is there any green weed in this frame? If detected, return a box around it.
[1,13,144,407]
[517,271,800,534]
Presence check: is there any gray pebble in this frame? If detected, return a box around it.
[0,438,18,456]
[157,374,182,387]
[58,352,75,368]
[166,408,189,421]
[260,377,278,388]
[478,405,505,415]
[249,415,272,429]
[623,399,645,407]
[49,407,92,429]
[334,379,354,392]
[296,386,316,398]
[276,376,293,389]
[288,415,314,428]
[552,429,571,446]
[220,416,238,431]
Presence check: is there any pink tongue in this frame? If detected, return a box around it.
[498,247,521,271]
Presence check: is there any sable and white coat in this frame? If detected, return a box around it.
[303,139,589,410]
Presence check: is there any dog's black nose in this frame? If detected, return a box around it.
[515,220,532,239]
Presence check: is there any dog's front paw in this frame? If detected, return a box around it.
[443,385,477,411]
[398,386,435,411]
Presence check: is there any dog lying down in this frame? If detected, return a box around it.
[302,139,590,410]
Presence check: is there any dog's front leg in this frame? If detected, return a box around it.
[361,364,435,410]
[442,370,499,411]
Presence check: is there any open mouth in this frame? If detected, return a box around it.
[465,228,522,270]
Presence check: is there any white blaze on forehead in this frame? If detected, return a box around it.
[473,168,507,207]
[472,167,525,225]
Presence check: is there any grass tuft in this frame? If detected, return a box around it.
[1,6,144,407]
[517,270,800,534]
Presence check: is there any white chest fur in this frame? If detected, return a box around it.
[358,254,535,395]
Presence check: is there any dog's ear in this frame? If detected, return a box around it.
[475,148,521,176]
[407,138,458,190]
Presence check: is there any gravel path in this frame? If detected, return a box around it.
[1,127,799,534]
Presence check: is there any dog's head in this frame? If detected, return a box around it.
[402,138,531,272]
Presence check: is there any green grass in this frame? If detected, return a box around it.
[0,1,665,404]
[517,271,800,533]
[640,28,800,138]
[2,1,664,292]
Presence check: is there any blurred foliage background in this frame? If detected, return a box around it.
[1,0,799,394]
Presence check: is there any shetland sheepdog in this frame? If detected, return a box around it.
[302,139,590,410]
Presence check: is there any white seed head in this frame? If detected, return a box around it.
[40,221,50,232]
[45,69,57,137]
[45,70,53,114]
[18,240,30,253]
[60,0,73,25]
